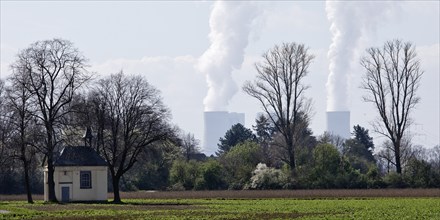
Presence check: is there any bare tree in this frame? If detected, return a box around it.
[5,72,38,203]
[318,131,345,153]
[93,72,172,203]
[377,143,394,174]
[428,145,440,172]
[0,79,12,169]
[361,39,423,174]
[378,136,424,174]
[10,39,91,202]
[271,110,315,169]
[243,42,314,173]
[179,132,201,162]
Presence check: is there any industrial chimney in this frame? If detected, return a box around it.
[326,111,350,139]
[203,111,245,156]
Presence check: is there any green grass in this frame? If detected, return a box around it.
[0,198,439,219]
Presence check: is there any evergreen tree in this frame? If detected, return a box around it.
[351,125,375,163]
[217,123,256,156]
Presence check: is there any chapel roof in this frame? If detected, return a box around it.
[54,146,107,166]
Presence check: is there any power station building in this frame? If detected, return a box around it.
[326,111,351,139]
[203,111,245,156]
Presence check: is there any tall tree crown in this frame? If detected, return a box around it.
[361,39,423,174]
[243,42,314,171]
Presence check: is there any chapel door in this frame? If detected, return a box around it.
[61,186,70,202]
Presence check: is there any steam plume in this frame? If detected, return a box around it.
[198,1,258,111]
[325,1,395,111]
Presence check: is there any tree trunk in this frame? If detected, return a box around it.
[394,141,402,174]
[23,159,33,204]
[112,176,121,203]
[289,154,296,180]
[47,158,58,202]
[289,150,296,171]
[286,135,296,172]
[46,124,58,202]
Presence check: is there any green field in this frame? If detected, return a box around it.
[1,197,439,219]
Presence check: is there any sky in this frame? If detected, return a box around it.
[1,1,439,153]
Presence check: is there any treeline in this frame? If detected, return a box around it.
[0,39,438,204]
[167,123,440,191]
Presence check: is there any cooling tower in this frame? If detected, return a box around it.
[203,111,245,156]
[326,111,350,139]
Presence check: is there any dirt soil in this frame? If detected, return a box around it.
[1,188,440,201]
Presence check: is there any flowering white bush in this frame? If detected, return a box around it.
[248,163,289,189]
